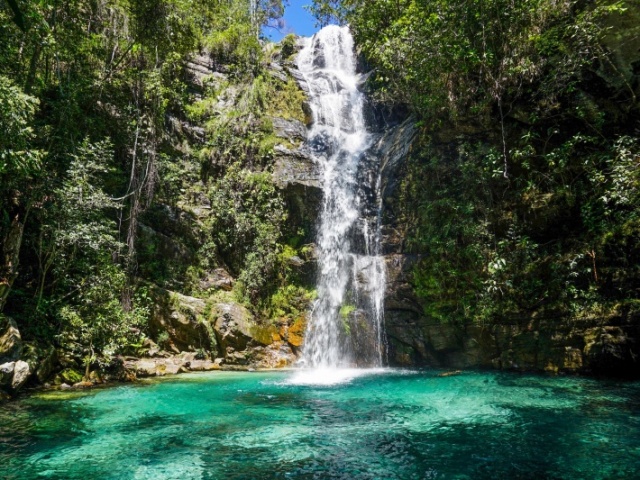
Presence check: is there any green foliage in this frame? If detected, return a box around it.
[156,331,170,348]
[305,0,640,328]
[280,34,297,59]
[203,164,286,301]
[257,243,315,320]
[57,265,149,360]
[0,0,288,366]
[339,304,355,319]
[402,123,640,324]
[188,48,309,309]
[264,284,316,320]
[206,22,262,74]
[262,75,307,123]
[313,0,625,124]
[0,75,42,176]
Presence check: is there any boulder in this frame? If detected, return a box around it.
[72,381,93,389]
[0,316,22,363]
[272,146,320,189]
[268,64,289,83]
[20,343,57,384]
[226,350,248,365]
[271,117,307,143]
[199,268,234,292]
[184,53,227,90]
[140,338,163,357]
[0,362,15,388]
[11,360,30,391]
[287,66,311,96]
[212,302,276,353]
[188,359,220,371]
[252,342,297,369]
[130,358,159,377]
[282,317,306,348]
[124,355,219,377]
[272,146,323,249]
[149,288,216,354]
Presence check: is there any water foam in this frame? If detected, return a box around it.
[285,367,390,386]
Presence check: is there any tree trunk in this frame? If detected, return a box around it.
[0,215,25,312]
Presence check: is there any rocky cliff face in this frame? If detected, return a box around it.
[123,44,317,377]
[374,18,640,377]
[379,130,640,376]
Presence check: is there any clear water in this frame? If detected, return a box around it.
[2,370,640,479]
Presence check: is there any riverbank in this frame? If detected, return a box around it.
[7,359,298,402]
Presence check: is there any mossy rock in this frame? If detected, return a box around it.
[59,368,83,385]
[0,316,22,363]
[249,324,278,346]
[285,317,306,348]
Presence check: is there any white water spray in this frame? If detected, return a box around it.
[294,25,387,377]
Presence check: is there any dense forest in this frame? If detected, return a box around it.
[0,0,315,393]
[1,0,640,397]
[311,0,640,318]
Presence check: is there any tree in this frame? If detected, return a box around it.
[0,75,42,311]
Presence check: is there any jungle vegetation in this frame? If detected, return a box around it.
[310,0,640,325]
[0,0,310,368]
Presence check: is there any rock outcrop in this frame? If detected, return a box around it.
[373,104,640,377]
[272,145,322,250]
[383,245,640,375]
[0,317,35,398]
[0,316,22,363]
[145,286,300,374]
[149,288,213,354]
[123,353,221,377]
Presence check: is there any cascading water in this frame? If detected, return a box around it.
[294,25,387,376]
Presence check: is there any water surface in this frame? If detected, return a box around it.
[1,369,640,479]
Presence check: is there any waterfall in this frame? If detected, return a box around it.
[295,25,386,372]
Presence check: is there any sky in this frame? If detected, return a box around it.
[264,0,319,41]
